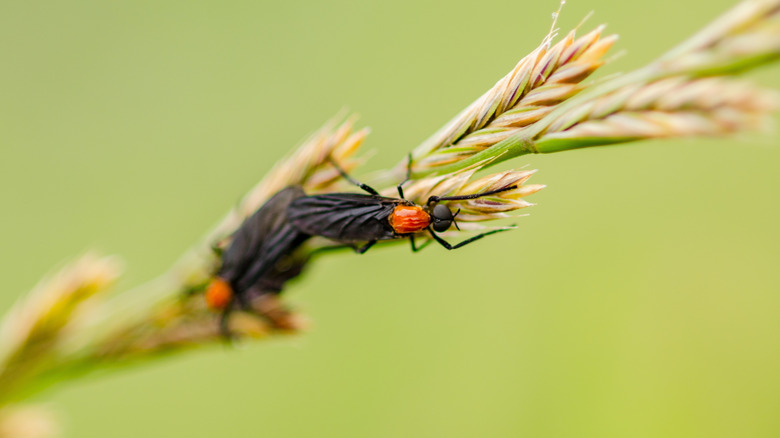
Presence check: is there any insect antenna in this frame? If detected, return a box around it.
[452,208,462,231]
[426,185,517,205]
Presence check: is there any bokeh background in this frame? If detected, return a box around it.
[2,0,780,437]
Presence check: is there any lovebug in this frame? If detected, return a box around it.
[286,157,516,254]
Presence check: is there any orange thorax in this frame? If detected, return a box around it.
[388,205,431,234]
[206,277,233,310]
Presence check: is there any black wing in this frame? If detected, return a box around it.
[287,193,402,242]
[219,186,310,293]
[233,222,310,292]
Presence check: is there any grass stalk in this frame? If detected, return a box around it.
[413,0,780,177]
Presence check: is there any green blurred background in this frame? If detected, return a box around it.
[2,0,780,437]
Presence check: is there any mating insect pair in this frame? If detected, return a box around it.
[206,157,517,332]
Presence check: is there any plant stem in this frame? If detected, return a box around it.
[412,0,780,178]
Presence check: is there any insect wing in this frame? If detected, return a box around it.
[219,186,306,285]
[234,222,310,292]
[288,193,400,242]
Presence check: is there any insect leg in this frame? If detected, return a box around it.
[409,234,433,252]
[396,153,413,199]
[356,240,377,254]
[218,302,234,339]
[427,227,514,250]
[327,157,380,196]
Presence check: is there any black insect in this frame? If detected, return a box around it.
[286,158,516,253]
[207,157,516,333]
[206,186,311,332]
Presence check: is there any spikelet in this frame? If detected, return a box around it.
[0,254,121,403]
[411,0,780,176]
[535,77,778,151]
[214,115,369,240]
[415,25,618,170]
